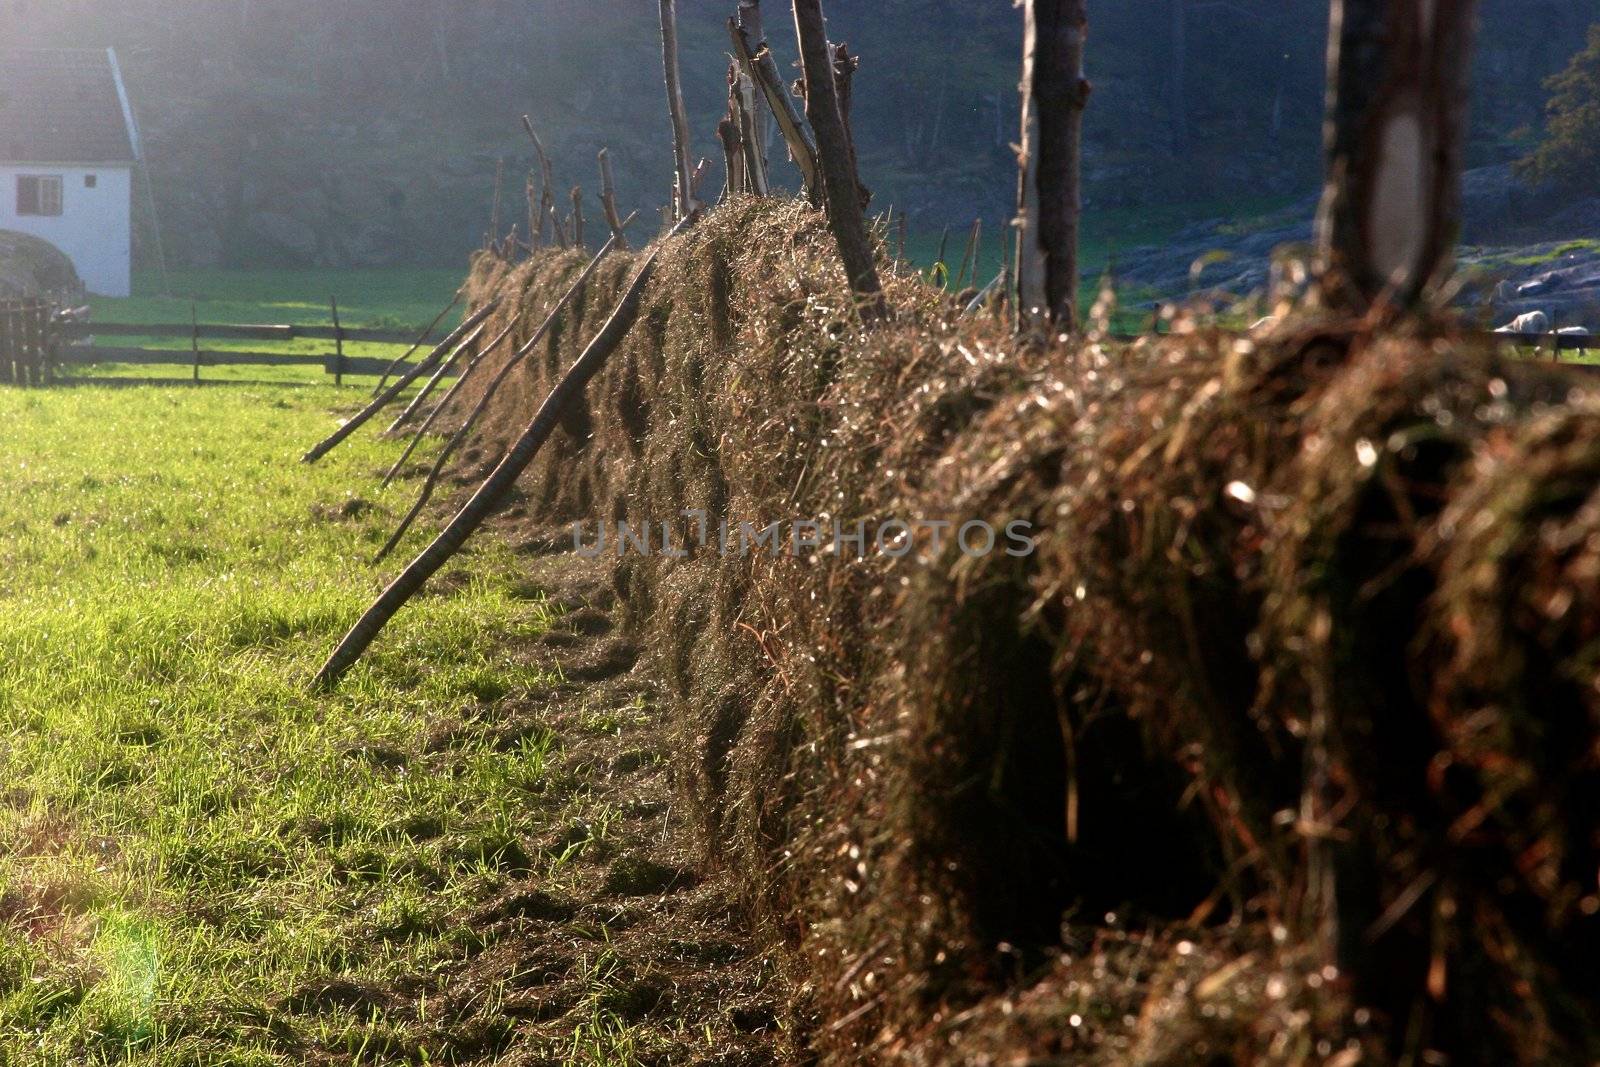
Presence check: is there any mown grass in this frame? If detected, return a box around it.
[0,384,558,1064]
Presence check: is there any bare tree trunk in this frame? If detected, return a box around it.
[1315,0,1479,311]
[1034,0,1092,327]
[792,0,887,322]
[315,215,696,689]
[1013,1,1047,323]
[597,149,630,249]
[659,0,696,219]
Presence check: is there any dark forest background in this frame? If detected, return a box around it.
[2,0,1593,269]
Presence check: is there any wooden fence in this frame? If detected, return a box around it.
[0,299,57,385]
[0,300,451,386]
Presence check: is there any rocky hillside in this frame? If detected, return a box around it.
[1117,165,1600,330]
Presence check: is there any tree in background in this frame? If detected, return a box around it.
[1516,23,1600,193]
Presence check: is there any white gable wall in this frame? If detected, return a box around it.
[0,164,132,297]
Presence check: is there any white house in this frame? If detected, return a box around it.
[0,48,141,297]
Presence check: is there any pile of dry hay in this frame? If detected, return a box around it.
[446,199,1599,1064]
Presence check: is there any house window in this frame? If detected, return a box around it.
[17,176,63,217]
[84,174,97,189]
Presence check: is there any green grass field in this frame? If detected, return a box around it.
[0,383,565,1064]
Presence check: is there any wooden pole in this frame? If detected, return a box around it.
[735,70,770,196]
[315,213,697,689]
[659,0,696,219]
[490,157,505,247]
[1316,0,1479,310]
[373,224,630,562]
[527,172,541,253]
[730,17,819,201]
[597,149,630,249]
[330,296,345,387]
[1014,1,1047,325]
[569,186,586,249]
[385,320,489,436]
[831,43,870,210]
[1033,0,1092,327]
[371,291,461,398]
[521,116,557,247]
[301,300,499,464]
[736,1,772,180]
[956,218,981,290]
[381,315,518,489]
[190,301,202,384]
[718,110,746,200]
[791,0,887,322]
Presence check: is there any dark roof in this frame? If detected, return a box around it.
[0,49,138,164]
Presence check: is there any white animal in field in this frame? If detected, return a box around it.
[1495,310,1550,334]
[1557,326,1591,337]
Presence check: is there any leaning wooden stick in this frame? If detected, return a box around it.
[380,315,520,489]
[956,217,981,290]
[521,116,557,246]
[384,295,460,379]
[301,300,500,464]
[372,224,631,562]
[729,17,818,200]
[385,320,490,435]
[316,214,696,688]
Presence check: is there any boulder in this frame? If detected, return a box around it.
[0,230,82,298]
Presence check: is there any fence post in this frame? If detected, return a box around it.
[23,300,43,386]
[0,302,12,385]
[44,299,60,385]
[331,296,345,387]
[190,301,202,384]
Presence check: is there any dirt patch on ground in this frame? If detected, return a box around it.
[287,545,788,1066]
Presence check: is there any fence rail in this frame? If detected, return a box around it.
[56,321,447,346]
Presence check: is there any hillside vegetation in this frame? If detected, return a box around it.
[4,0,1593,269]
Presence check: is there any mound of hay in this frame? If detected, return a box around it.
[444,199,1600,1064]
[0,230,80,298]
